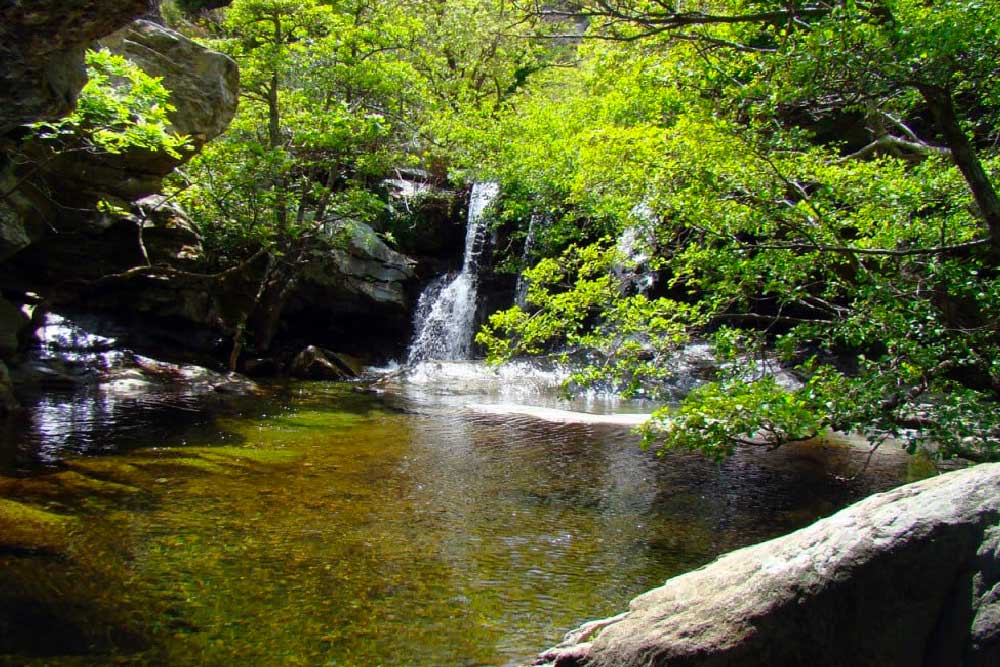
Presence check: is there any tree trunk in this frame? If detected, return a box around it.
[920,85,1000,260]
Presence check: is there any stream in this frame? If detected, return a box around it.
[0,363,913,667]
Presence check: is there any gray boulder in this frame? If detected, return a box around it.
[536,462,1000,667]
[98,20,239,147]
[0,0,149,260]
[26,20,239,205]
[299,222,416,310]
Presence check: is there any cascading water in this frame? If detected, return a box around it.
[514,213,545,309]
[407,182,500,363]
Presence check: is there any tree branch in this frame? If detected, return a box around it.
[752,237,989,257]
[836,134,951,163]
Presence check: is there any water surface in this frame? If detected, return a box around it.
[0,369,912,666]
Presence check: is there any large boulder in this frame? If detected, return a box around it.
[98,20,239,148]
[0,1,150,261]
[535,463,1000,667]
[287,222,417,331]
[301,221,416,309]
[4,195,204,288]
[24,19,239,205]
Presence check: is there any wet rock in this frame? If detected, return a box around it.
[120,355,261,396]
[12,359,88,390]
[533,463,1000,667]
[0,470,141,505]
[0,361,19,414]
[382,176,463,264]
[242,357,280,377]
[0,296,29,358]
[0,497,76,556]
[290,345,357,381]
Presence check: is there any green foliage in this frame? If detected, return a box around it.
[31,49,190,159]
[477,0,1000,461]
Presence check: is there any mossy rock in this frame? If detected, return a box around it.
[177,446,304,466]
[125,446,305,477]
[62,459,147,487]
[0,471,141,504]
[0,497,76,555]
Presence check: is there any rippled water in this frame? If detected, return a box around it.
[0,366,914,667]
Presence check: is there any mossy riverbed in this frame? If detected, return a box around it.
[0,381,913,666]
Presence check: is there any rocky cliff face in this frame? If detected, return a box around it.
[0,4,442,389]
[534,462,1000,667]
[0,1,154,410]
[0,0,148,136]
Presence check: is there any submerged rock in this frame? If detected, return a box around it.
[534,463,1000,667]
[0,497,76,555]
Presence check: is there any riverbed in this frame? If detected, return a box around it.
[0,364,913,666]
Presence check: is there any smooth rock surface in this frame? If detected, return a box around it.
[304,222,416,308]
[535,463,1000,667]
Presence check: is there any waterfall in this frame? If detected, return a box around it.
[614,203,657,294]
[514,213,544,309]
[407,182,500,363]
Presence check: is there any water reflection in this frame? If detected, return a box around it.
[0,370,912,667]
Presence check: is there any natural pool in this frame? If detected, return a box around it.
[0,366,913,666]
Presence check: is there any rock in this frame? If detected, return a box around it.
[0,296,29,358]
[0,0,147,135]
[0,167,37,262]
[302,222,416,308]
[0,497,76,555]
[535,463,1000,667]
[22,20,239,205]
[98,20,239,147]
[289,345,356,381]
[242,357,280,377]
[383,179,464,269]
[280,222,418,354]
[0,361,19,414]
[133,195,205,267]
[13,360,90,390]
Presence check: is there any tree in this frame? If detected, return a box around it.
[478,0,1000,461]
[172,0,560,366]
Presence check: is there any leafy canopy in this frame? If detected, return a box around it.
[476,0,1000,461]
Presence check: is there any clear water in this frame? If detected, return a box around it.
[0,368,912,667]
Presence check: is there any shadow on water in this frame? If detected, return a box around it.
[0,373,913,667]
